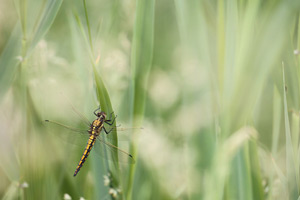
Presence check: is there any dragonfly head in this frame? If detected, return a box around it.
[97,111,107,119]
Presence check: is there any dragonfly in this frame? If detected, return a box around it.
[45,107,134,176]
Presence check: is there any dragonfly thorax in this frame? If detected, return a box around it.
[89,111,106,136]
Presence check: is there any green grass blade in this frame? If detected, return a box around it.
[92,65,122,200]
[204,127,257,200]
[73,11,94,63]
[83,0,94,54]
[0,118,20,182]
[0,24,22,101]
[13,0,27,38]
[126,0,155,199]
[282,64,298,198]
[2,182,20,200]
[249,140,264,200]
[93,67,118,158]
[27,0,63,56]
[221,138,265,200]
[267,86,283,199]
[227,145,253,200]
[79,2,122,198]
[291,111,300,194]
[271,86,282,156]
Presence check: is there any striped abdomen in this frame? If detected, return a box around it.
[73,134,97,176]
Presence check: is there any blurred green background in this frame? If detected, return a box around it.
[1,0,300,199]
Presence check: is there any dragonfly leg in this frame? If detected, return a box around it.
[108,112,114,121]
[105,114,117,126]
[103,126,113,134]
[93,106,101,116]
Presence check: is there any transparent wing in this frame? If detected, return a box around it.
[93,135,135,164]
[45,120,88,133]
[44,119,90,146]
[60,92,91,126]
[102,124,143,141]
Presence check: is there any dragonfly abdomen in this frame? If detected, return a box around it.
[73,134,97,176]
